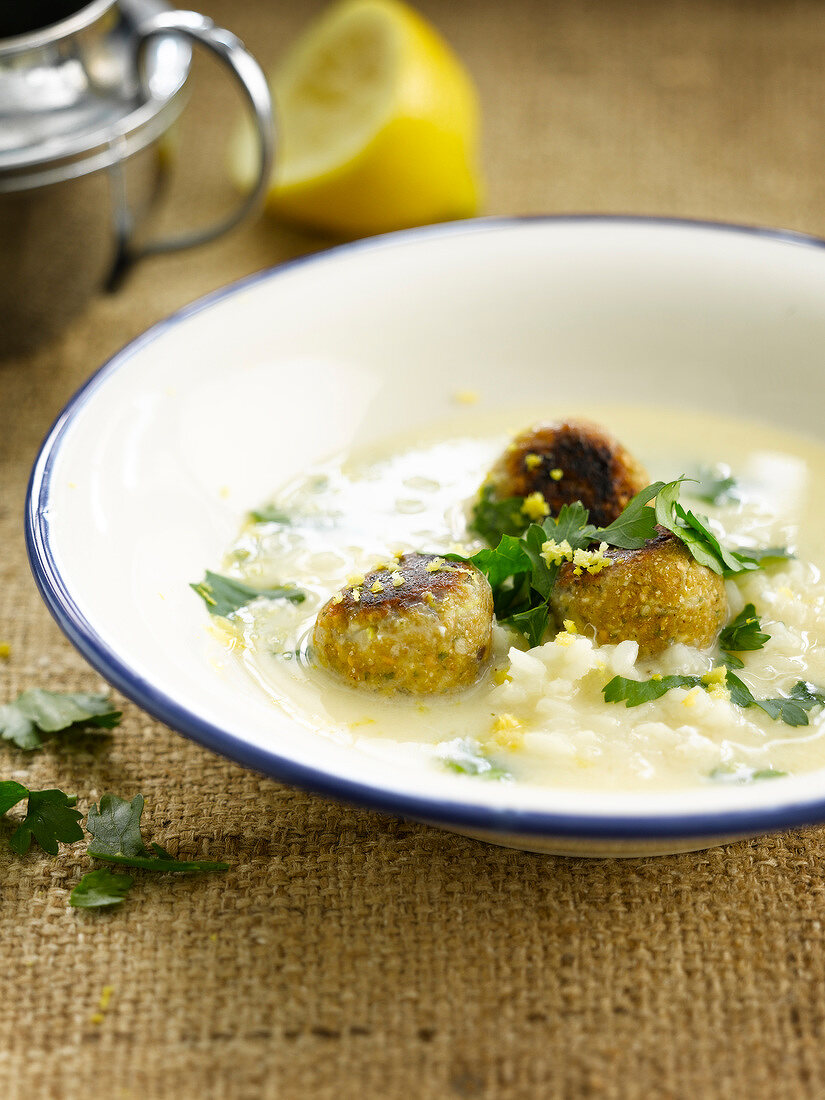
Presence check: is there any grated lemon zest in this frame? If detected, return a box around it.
[682,686,702,707]
[541,538,573,566]
[701,666,727,688]
[425,557,447,573]
[522,491,550,520]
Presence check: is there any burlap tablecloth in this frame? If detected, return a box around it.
[4,2,825,1096]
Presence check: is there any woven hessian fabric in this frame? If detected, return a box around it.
[4,1,825,1097]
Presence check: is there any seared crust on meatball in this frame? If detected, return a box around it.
[486,420,649,527]
[550,529,728,657]
[312,553,494,693]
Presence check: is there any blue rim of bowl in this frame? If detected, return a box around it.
[25,214,825,842]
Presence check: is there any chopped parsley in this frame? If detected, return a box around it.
[469,485,533,544]
[594,482,662,548]
[653,480,742,575]
[70,868,134,909]
[502,604,550,648]
[248,504,291,525]
[0,780,83,855]
[0,690,121,751]
[709,764,787,783]
[602,674,704,707]
[451,502,602,644]
[729,545,794,569]
[437,738,512,780]
[87,793,229,873]
[602,668,825,729]
[654,481,794,576]
[453,478,790,646]
[718,604,770,668]
[725,674,825,727]
[689,465,739,506]
[191,570,305,617]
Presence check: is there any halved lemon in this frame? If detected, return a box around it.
[230,0,482,237]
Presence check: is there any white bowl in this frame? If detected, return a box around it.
[27,216,825,856]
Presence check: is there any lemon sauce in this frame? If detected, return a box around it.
[218,407,825,792]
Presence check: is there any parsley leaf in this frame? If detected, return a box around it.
[755,681,825,726]
[606,666,825,729]
[719,604,770,662]
[595,482,663,549]
[191,570,305,617]
[545,501,598,547]
[530,503,597,590]
[722,670,755,708]
[88,793,145,858]
[437,738,512,780]
[651,479,771,576]
[459,503,599,645]
[602,674,703,707]
[248,505,291,525]
[70,868,133,908]
[469,485,530,544]
[453,476,790,648]
[689,465,739,505]
[4,786,83,856]
[709,764,787,783]
[0,780,29,816]
[500,604,550,647]
[0,690,121,751]
[468,535,533,591]
[87,793,228,873]
[725,546,795,574]
[724,672,821,725]
[522,523,556,598]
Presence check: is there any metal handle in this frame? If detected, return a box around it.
[130,9,274,258]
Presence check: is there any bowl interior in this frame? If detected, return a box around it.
[28,218,825,835]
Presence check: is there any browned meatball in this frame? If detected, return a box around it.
[550,529,728,657]
[313,553,494,693]
[485,419,649,527]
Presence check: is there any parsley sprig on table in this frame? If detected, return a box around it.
[0,780,83,854]
[86,793,229,873]
[0,690,121,751]
[69,868,134,909]
[0,783,228,909]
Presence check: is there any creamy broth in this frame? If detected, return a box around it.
[214,405,825,791]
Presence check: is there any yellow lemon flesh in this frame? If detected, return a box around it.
[230,0,482,237]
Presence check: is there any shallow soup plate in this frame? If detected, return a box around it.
[26,216,825,856]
